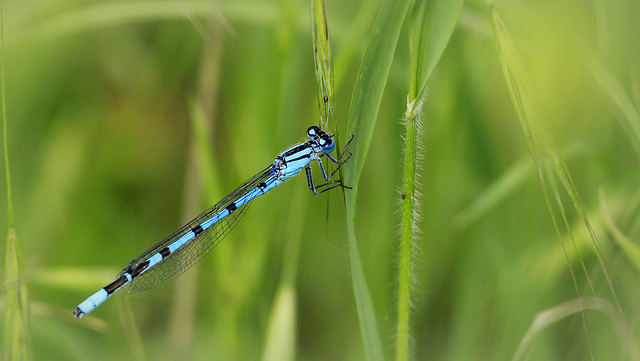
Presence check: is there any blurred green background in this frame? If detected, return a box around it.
[1,0,639,360]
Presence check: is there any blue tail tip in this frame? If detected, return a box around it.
[72,307,85,320]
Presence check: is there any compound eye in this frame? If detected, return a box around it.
[318,134,330,146]
[319,134,335,153]
[322,141,335,154]
[307,126,321,139]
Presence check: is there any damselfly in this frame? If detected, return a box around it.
[73,126,352,319]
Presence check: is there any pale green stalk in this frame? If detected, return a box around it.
[396,109,418,361]
[396,1,462,360]
[2,1,31,359]
[311,0,334,130]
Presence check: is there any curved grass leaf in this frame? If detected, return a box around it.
[16,1,256,46]
[454,145,586,229]
[406,0,463,114]
[344,0,413,360]
[599,190,640,273]
[345,0,413,186]
[588,53,640,155]
[333,0,381,91]
[489,2,631,358]
[512,297,638,361]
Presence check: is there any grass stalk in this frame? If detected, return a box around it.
[311,0,334,130]
[396,110,418,361]
[311,0,350,190]
[2,1,31,359]
[396,1,462,360]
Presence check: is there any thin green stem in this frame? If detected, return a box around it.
[396,112,419,361]
[396,1,461,358]
[1,0,12,228]
[3,2,30,360]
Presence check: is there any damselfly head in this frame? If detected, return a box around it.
[307,126,335,154]
[320,135,335,154]
[307,126,321,139]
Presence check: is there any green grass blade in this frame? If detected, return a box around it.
[333,0,381,91]
[16,1,273,46]
[345,0,413,185]
[454,145,586,229]
[3,229,30,361]
[489,2,605,285]
[454,156,533,229]
[511,297,635,361]
[397,2,462,360]
[599,190,640,273]
[489,3,629,357]
[345,0,413,360]
[406,0,463,113]
[1,0,10,231]
[2,1,30,359]
[345,226,383,361]
[588,53,640,155]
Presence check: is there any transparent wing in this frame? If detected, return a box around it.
[118,165,276,293]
